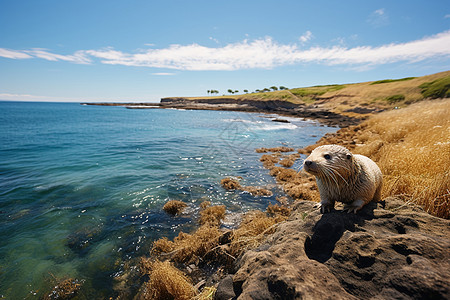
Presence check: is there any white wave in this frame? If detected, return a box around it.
[223,118,263,124]
[253,123,298,131]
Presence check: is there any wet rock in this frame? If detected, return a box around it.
[232,199,450,299]
[214,275,235,300]
[272,118,290,123]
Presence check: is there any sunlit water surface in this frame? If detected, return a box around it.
[0,101,337,298]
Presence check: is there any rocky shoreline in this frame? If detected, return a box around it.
[83,97,449,299]
[223,198,450,299]
[82,97,361,127]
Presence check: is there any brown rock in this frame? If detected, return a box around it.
[232,199,450,299]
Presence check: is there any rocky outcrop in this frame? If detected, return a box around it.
[160,97,360,127]
[216,197,450,299]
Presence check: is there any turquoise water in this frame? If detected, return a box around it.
[0,101,336,299]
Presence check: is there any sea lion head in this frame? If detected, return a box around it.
[303,144,353,180]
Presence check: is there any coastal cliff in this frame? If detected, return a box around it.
[159,97,360,127]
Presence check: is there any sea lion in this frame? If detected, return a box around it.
[303,144,382,213]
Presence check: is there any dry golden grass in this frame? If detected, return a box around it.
[138,259,196,300]
[152,225,222,264]
[298,98,450,218]
[316,71,450,115]
[353,99,450,218]
[152,202,225,263]
[145,203,291,298]
[230,210,286,256]
[163,200,188,215]
[195,286,216,300]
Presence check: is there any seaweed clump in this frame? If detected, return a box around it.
[199,202,226,226]
[43,277,84,300]
[229,207,289,257]
[138,259,195,300]
[163,200,188,215]
[255,146,295,153]
[152,202,225,264]
[220,177,273,197]
[220,178,242,190]
[137,198,292,299]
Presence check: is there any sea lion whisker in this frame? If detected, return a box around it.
[328,166,350,186]
[324,168,339,187]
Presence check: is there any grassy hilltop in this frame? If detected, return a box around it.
[185,70,450,117]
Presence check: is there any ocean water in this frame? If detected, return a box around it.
[0,101,336,299]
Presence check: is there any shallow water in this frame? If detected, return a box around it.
[0,101,336,298]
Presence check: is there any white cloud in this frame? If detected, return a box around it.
[1,30,450,70]
[445,14,450,19]
[367,8,389,27]
[0,48,91,64]
[299,31,313,43]
[0,48,32,59]
[375,8,385,15]
[83,31,450,69]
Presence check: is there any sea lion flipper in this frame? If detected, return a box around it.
[343,199,365,214]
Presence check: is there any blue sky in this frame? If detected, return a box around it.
[0,0,449,102]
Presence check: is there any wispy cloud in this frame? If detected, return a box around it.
[367,8,389,28]
[445,14,450,19]
[0,48,91,64]
[209,36,220,44]
[1,30,450,71]
[0,48,33,59]
[299,31,313,43]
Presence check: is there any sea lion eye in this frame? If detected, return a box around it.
[324,154,331,160]
[347,154,352,159]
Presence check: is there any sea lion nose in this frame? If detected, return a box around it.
[304,160,312,166]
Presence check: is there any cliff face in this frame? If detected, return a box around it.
[215,198,450,299]
[160,97,300,109]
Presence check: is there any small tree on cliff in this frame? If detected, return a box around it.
[227,89,234,94]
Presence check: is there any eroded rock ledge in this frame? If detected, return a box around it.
[82,97,362,127]
[160,97,360,127]
[217,197,450,300]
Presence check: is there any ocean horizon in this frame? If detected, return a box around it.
[0,101,336,298]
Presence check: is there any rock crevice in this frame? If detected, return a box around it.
[217,198,450,299]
